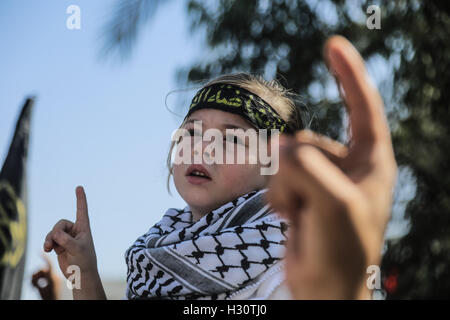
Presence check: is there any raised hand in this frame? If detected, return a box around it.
[31,253,60,300]
[267,36,397,299]
[44,186,105,299]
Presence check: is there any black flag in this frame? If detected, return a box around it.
[0,97,34,299]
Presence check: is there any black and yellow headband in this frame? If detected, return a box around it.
[184,83,292,134]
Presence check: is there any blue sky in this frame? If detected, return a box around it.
[0,0,205,299]
[0,0,412,299]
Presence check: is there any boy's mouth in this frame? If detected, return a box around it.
[186,164,212,183]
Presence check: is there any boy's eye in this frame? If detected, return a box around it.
[225,134,244,145]
[187,128,201,137]
[176,128,199,144]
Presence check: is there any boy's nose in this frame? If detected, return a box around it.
[191,143,213,158]
[191,140,214,161]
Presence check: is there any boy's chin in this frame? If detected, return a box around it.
[185,194,228,214]
[184,190,216,206]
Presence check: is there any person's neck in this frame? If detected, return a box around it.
[190,205,214,222]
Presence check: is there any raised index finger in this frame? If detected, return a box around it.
[324,36,391,153]
[75,185,90,228]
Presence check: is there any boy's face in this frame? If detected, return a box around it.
[172,109,268,220]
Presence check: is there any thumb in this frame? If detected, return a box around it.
[75,186,90,229]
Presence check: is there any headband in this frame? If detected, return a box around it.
[184,83,292,134]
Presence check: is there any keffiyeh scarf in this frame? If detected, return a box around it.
[125,189,288,300]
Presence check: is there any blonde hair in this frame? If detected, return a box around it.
[165,72,304,194]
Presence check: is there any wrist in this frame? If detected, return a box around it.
[289,269,371,300]
[71,270,106,300]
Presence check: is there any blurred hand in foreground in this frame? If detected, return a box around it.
[267,35,397,299]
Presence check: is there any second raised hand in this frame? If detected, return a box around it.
[44,186,99,281]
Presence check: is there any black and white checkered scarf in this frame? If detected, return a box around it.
[125,189,288,300]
